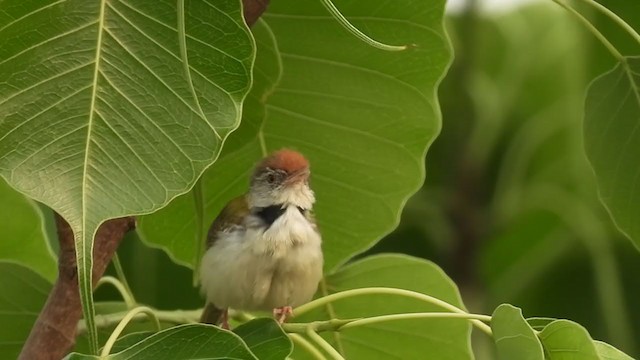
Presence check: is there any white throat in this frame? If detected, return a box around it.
[249,182,315,209]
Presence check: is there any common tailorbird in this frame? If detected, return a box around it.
[199,149,323,328]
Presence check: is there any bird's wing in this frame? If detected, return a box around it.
[206,194,250,249]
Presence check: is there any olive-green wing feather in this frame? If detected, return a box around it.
[201,195,249,325]
[206,195,250,249]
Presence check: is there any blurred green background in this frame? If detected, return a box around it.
[88,0,640,358]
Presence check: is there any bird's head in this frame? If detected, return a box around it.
[248,149,315,209]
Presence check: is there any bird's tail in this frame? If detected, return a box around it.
[200,302,225,325]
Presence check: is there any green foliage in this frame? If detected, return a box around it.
[0,179,56,281]
[66,324,258,360]
[0,0,639,359]
[233,319,293,360]
[291,255,473,359]
[583,57,640,249]
[491,304,544,360]
[138,0,450,273]
[0,0,254,350]
[594,341,635,360]
[0,262,51,359]
[539,320,599,360]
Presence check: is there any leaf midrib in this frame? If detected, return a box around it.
[78,0,108,352]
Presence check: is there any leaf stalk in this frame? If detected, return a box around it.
[319,0,409,51]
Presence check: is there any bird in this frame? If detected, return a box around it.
[199,149,324,329]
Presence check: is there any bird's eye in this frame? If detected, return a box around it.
[266,173,277,184]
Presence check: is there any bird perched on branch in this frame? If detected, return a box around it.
[199,149,323,329]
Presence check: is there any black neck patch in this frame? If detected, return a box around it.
[255,204,305,228]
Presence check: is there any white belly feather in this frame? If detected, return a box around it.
[200,206,323,311]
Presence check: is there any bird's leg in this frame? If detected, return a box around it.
[220,308,230,330]
[273,306,293,324]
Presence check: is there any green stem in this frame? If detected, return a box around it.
[318,279,345,355]
[111,254,136,305]
[78,308,201,334]
[551,0,624,61]
[283,319,355,333]
[100,307,161,357]
[283,312,490,333]
[339,312,492,330]
[306,327,345,360]
[289,333,328,360]
[294,287,492,336]
[576,0,640,45]
[96,276,136,309]
[319,0,409,51]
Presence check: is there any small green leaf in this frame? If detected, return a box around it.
[0,261,52,360]
[234,318,293,360]
[0,178,56,281]
[538,320,599,360]
[292,254,472,360]
[583,56,640,249]
[66,324,257,360]
[491,304,544,360]
[593,340,634,360]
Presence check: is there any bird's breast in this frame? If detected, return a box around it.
[249,205,320,258]
[200,205,323,310]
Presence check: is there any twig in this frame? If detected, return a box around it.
[96,276,136,309]
[289,334,328,360]
[306,327,345,360]
[100,307,160,357]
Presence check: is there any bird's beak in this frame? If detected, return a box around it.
[285,168,310,185]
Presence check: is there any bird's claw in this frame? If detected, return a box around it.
[273,306,293,324]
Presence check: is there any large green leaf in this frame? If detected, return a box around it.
[583,57,640,249]
[491,304,544,360]
[234,318,293,360]
[291,254,472,360]
[538,320,599,360]
[0,261,52,360]
[66,324,257,360]
[0,178,56,281]
[139,0,451,274]
[137,19,279,267]
[106,331,154,354]
[0,0,254,350]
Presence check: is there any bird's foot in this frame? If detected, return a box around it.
[220,308,230,330]
[273,306,293,324]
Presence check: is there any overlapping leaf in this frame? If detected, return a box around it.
[291,255,473,359]
[538,320,599,360]
[583,57,640,249]
[0,0,254,350]
[233,318,293,360]
[0,262,51,359]
[66,324,257,360]
[491,304,544,360]
[139,0,451,274]
[0,179,56,281]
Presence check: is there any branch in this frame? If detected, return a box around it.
[19,215,135,360]
[243,0,269,27]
